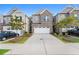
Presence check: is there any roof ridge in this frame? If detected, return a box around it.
[60,5,74,13]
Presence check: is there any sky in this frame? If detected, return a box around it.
[0,4,79,16]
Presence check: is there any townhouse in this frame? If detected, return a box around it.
[55,6,79,24]
[0,15,3,31]
[0,8,30,33]
[31,9,53,33]
[54,6,79,33]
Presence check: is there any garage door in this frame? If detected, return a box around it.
[34,27,50,33]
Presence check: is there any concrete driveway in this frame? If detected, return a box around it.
[1,33,79,55]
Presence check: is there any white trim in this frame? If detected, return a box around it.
[40,9,52,15]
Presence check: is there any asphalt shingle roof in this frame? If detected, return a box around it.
[61,6,74,13]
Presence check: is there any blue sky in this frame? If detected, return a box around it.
[0,4,79,16]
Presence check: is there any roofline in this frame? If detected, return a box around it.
[32,9,53,16]
[40,9,53,15]
[60,5,74,13]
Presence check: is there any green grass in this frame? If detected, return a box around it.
[53,33,79,43]
[3,33,32,44]
[65,36,79,43]
[0,49,10,55]
[54,34,69,43]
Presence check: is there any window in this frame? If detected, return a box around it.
[45,16,48,21]
[18,16,22,19]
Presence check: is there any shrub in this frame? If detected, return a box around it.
[54,33,58,36]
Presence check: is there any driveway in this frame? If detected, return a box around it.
[1,33,79,54]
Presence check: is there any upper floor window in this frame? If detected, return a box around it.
[13,16,22,20]
[18,16,22,19]
[44,16,48,21]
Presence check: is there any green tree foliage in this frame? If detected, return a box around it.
[9,16,24,30]
[56,16,79,28]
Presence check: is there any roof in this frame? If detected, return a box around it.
[7,7,19,15]
[60,6,74,13]
[3,15,12,17]
[6,7,28,17]
[33,9,52,15]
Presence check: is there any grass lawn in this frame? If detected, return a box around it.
[3,33,32,44]
[65,36,79,43]
[0,49,10,55]
[53,33,79,43]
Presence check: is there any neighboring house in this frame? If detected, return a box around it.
[3,15,12,31]
[55,6,79,24]
[54,6,74,24]
[53,6,74,33]
[31,9,53,33]
[54,6,79,33]
[0,15,4,31]
[2,8,29,33]
[70,8,79,19]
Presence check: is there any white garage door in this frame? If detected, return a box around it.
[34,27,50,33]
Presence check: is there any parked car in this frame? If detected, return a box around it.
[67,29,79,36]
[0,31,19,41]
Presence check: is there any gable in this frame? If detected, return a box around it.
[40,10,52,16]
[8,8,24,16]
[11,10,24,16]
[71,10,79,14]
[61,6,74,13]
[7,8,29,18]
[33,9,53,16]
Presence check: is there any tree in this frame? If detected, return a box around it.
[56,16,79,35]
[57,16,78,27]
[9,16,24,30]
